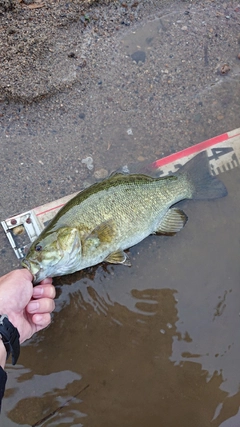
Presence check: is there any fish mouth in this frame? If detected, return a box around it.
[21,258,42,285]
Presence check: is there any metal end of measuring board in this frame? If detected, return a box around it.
[1,127,240,260]
[1,192,79,260]
[1,211,44,259]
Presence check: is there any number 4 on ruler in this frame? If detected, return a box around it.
[208,147,233,161]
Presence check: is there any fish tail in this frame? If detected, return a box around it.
[178,151,228,200]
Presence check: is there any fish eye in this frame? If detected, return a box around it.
[35,244,42,252]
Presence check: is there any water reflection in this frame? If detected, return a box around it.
[218,408,240,427]
[6,284,240,426]
[5,366,84,426]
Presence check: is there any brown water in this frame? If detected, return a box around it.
[1,2,240,426]
[2,167,240,427]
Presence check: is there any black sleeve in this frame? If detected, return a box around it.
[0,366,7,412]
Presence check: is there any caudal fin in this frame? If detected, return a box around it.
[177,151,228,200]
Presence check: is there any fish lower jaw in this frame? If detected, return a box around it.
[22,259,40,276]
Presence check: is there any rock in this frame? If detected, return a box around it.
[82,156,94,170]
[220,63,230,74]
[0,0,14,11]
[131,50,146,64]
[94,168,108,180]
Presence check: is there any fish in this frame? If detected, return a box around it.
[22,151,227,284]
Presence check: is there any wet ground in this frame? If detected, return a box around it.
[0,0,240,426]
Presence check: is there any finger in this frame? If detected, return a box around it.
[19,267,34,281]
[32,312,52,330]
[27,297,55,314]
[5,268,33,284]
[32,283,56,299]
[39,277,53,286]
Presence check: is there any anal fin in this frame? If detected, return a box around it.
[105,250,131,266]
[155,208,188,236]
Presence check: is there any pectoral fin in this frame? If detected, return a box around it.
[155,208,188,236]
[105,250,131,266]
[86,220,115,244]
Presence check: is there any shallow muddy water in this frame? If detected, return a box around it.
[2,167,240,427]
[1,2,240,426]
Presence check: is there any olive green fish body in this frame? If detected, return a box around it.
[22,152,227,284]
[52,173,191,249]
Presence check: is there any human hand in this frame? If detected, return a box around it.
[0,269,55,344]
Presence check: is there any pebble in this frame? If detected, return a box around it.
[131,50,146,64]
[82,156,94,170]
[94,168,108,180]
[193,113,202,123]
[12,225,25,236]
[82,180,92,189]
[0,0,13,11]
[7,26,16,35]
[220,63,230,74]
[122,165,130,173]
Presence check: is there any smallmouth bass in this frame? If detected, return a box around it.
[22,151,227,284]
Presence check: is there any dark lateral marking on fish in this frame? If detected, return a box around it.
[31,384,90,427]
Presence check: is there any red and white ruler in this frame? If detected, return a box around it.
[2,127,240,259]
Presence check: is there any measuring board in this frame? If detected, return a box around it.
[2,127,240,260]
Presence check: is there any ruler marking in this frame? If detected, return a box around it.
[208,146,233,161]
[210,164,216,176]
[231,152,240,168]
[152,131,240,169]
